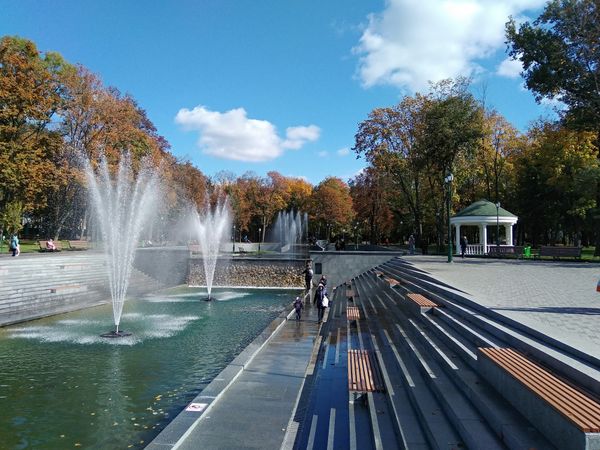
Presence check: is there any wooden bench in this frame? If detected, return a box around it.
[384,277,402,288]
[347,306,361,321]
[49,284,84,294]
[478,347,600,450]
[38,240,62,252]
[348,349,385,392]
[539,246,582,259]
[68,240,90,250]
[405,293,440,315]
[487,245,523,258]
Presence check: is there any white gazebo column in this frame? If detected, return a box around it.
[505,224,513,245]
[455,224,461,254]
[481,224,488,253]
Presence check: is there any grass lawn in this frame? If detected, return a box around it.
[0,239,71,254]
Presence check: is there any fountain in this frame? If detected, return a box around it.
[272,209,307,253]
[193,198,231,300]
[84,153,160,337]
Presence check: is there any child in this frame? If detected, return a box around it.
[293,296,304,321]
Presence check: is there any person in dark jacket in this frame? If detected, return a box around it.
[460,235,468,258]
[315,283,327,323]
[302,261,313,292]
[293,296,304,321]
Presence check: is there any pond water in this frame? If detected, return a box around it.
[0,287,295,450]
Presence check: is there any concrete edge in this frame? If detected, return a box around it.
[146,303,299,449]
[280,319,326,449]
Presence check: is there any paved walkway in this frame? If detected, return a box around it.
[407,256,600,361]
[176,299,321,450]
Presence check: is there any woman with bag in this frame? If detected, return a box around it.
[315,283,327,324]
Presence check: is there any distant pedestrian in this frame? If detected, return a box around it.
[315,283,327,323]
[408,234,415,255]
[302,261,313,292]
[9,234,20,257]
[460,235,468,258]
[293,296,304,321]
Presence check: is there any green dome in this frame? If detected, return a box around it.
[454,200,516,218]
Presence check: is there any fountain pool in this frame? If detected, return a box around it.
[0,287,295,449]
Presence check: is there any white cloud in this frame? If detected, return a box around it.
[175,106,320,162]
[318,151,329,158]
[283,125,321,149]
[354,0,545,91]
[497,57,523,78]
[337,147,350,156]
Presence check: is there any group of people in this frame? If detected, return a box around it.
[293,260,330,323]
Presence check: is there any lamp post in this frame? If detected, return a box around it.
[444,173,454,263]
[232,225,236,253]
[258,227,261,253]
[354,223,358,250]
[495,202,500,247]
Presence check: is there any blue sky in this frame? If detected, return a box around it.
[1,0,558,184]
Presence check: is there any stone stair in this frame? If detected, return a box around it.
[0,253,163,326]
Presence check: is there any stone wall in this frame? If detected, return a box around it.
[189,258,305,287]
[309,251,401,288]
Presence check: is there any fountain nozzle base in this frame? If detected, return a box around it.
[100,330,132,338]
[203,296,213,302]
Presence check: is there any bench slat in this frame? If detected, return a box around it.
[347,306,361,321]
[489,349,600,428]
[480,348,600,432]
[406,293,439,308]
[484,349,600,429]
[348,349,385,392]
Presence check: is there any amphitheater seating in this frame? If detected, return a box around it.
[479,347,600,449]
[346,306,360,321]
[347,349,385,392]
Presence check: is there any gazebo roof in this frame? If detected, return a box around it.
[454,200,517,218]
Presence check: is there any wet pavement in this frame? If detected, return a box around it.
[176,296,322,450]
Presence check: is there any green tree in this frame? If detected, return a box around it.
[506,0,600,253]
[512,122,599,246]
[506,0,600,132]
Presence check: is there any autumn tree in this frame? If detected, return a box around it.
[349,167,394,244]
[0,36,69,237]
[477,111,521,203]
[308,177,354,239]
[353,95,429,246]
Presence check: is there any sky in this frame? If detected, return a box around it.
[0,0,559,184]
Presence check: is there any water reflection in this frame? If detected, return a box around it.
[0,288,294,449]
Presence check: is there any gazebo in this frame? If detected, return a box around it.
[450,200,518,255]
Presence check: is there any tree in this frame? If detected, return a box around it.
[478,111,521,203]
[349,167,394,244]
[0,36,69,216]
[353,95,428,246]
[506,0,600,253]
[506,0,600,132]
[309,177,354,239]
[512,122,599,246]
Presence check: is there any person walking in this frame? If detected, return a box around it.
[460,235,468,258]
[302,261,313,292]
[315,283,327,323]
[293,296,304,321]
[408,234,415,255]
[9,234,20,257]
